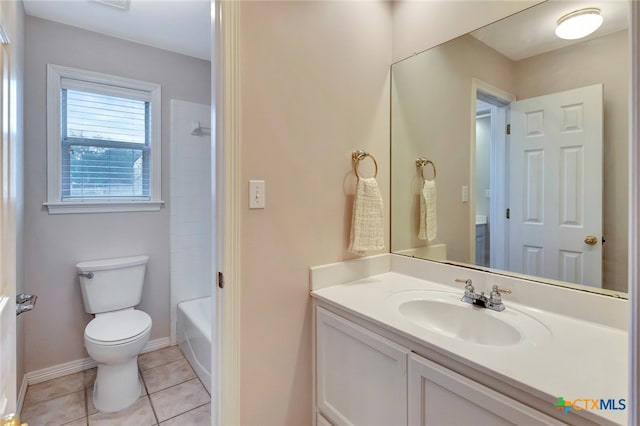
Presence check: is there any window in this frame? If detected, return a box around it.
[46,65,162,214]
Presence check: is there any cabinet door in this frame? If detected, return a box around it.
[316,307,409,426]
[408,353,564,426]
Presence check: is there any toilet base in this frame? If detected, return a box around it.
[93,356,142,413]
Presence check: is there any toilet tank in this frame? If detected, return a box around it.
[76,255,149,314]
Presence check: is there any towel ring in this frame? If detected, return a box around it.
[416,157,436,181]
[352,150,378,179]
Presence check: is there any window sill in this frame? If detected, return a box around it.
[43,200,165,214]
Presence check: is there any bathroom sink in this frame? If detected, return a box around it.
[386,290,551,347]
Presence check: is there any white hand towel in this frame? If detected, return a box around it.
[418,180,437,242]
[348,177,384,254]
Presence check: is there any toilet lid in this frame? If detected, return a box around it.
[85,310,152,344]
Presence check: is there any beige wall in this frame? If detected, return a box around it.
[514,30,629,292]
[391,0,541,63]
[23,17,210,372]
[235,2,559,424]
[239,1,391,424]
[391,34,515,262]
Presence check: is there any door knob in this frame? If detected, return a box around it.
[1,413,27,426]
[584,235,598,245]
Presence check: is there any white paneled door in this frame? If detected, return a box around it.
[508,84,603,287]
[0,27,17,420]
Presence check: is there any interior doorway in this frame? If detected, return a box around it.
[472,79,513,271]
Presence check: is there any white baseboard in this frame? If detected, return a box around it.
[17,374,28,415]
[25,337,171,386]
[26,357,97,386]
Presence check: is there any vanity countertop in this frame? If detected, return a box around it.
[311,269,628,425]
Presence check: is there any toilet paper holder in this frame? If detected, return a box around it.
[16,293,37,316]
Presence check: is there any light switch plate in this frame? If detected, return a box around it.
[249,180,265,209]
[462,186,469,203]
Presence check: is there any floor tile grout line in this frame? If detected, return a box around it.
[146,372,198,396]
[23,386,86,408]
[147,373,207,396]
[24,368,97,409]
[147,378,210,424]
[84,386,90,426]
[22,388,88,419]
[192,371,211,397]
[139,349,186,372]
[156,401,211,424]
[140,366,161,425]
[55,412,87,426]
[140,367,190,383]
[140,356,188,373]
[85,369,96,423]
[142,354,197,396]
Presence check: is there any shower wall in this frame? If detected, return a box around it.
[169,99,212,342]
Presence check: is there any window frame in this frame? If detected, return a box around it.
[45,64,163,214]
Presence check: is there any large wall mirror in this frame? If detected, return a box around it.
[391,0,629,296]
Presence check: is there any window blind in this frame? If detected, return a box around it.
[61,87,151,200]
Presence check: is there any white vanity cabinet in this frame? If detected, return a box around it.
[316,307,409,426]
[315,306,564,426]
[408,353,563,426]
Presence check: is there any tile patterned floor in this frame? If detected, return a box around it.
[21,346,211,426]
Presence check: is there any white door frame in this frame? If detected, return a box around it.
[629,1,639,424]
[214,0,241,425]
[0,24,15,418]
[470,79,514,268]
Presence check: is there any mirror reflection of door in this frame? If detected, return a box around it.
[474,84,511,271]
[475,84,604,288]
[508,85,603,288]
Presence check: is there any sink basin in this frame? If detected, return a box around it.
[386,290,551,347]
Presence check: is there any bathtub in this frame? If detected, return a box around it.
[177,297,212,393]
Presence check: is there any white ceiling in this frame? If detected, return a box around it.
[23,0,211,61]
[471,0,628,61]
[22,1,627,65]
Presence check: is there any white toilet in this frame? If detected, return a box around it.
[76,255,152,413]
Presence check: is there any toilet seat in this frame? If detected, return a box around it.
[85,310,152,346]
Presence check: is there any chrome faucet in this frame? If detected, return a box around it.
[454,279,511,312]
[455,278,478,304]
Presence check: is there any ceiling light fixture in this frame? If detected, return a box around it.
[555,8,603,40]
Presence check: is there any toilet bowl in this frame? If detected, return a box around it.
[84,309,152,412]
[76,255,151,413]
